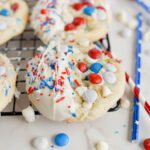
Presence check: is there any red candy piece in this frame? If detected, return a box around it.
[88,49,101,59]
[41,9,47,14]
[65,23,76,31]
[72,3,83,11]
[73,17,86,26]
[11,3,19,11]
[78,62,88,73]
[102,50,113,58]
[144,138,150,150]
[97,6,106,12]
[82,1,93,6]
[88,73,102,84]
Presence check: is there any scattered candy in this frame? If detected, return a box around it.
[116,11,127,24]
[104,63,117,72]
[103,71,116,84]
[101,86,112,98]
[143,138,150,150]
[88,49,101,59]
[0,9,10,16]
[90,63,103,73]
[127,18,138,30]
[22,106,35,123]
[54,133,69,147]
[89,73,103,84]
[120,98,130,109]
[78,62,88,73]
[32,136,49,150]
[95,141,109,150]
[0,66,6,76]
[120,28,132,38]
[75,86,88,96]
[83,6,95,16]
[83,89,98,103]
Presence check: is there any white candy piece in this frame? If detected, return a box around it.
[127,19,138,30]
[32,136,49,150]
[95,141,109,150]
[120,28,132,38]
[22,106,35,123]
[85,54,97,63]
[144,30,150,42]
[104,63,117,72]
[97,11,107,20]
[101,86,112,98]
[83,89,98,103]
[116,11,127,23]
[75,86,88,97]
[83,102,93,109]
[0,66,6,76]
[78,39,90,47]
[103,71,117,84]
[0,22,7,30]
[121,98,130,109]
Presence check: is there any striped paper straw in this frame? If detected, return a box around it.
[135,0,150,14]
[131,12,143,142]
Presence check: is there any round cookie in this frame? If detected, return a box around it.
[26,41,125,122]
[30,0,110,44]
[0,0,29,45]
[0,54,17,112]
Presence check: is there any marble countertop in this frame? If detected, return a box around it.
[0,0,150,150]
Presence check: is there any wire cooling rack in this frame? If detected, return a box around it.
[0,0,120,117]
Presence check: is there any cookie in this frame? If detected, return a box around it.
[26,41,125,122]
[0,54,17,112]
[30,0,110,44]
[0,0,29,45]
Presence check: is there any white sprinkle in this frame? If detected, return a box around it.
[120,98,130,109]
[101,86,112,98]
[135,120,139,125]
[95,141,109,150]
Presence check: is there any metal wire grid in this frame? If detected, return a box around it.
[0,0,120,117]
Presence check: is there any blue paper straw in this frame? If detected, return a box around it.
[131,12,143,142]
[135,0,150,14]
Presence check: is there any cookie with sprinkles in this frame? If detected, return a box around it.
[30,0,110,44]
[0,54,17,112]
[25,41,125,122]
[0,0,29,45]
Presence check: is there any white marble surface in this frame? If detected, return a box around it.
[0,0,150,150]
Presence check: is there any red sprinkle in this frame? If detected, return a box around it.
[72,3,83,11]
[73,17,86,26]
[41,9,47,14]
[28,87,35,95]
[11,3,19,11]
[74,79,81,87]
[56,97,65,103]
[88,73,102,84]
[78,62,88,73]
[88,49,101,59]
[102,50,113,58]
[143,138,150,150]
[65,23,76,31]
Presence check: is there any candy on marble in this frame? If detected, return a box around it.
[0,22,7,30]
[75,86,88,96]
[82,89,98,103]
[54,133,69,147]
[120,98,130,109]
[0,66,6,76]
[116,11,127,23]
[104,63,117,72]
[101,86,112,98]
[78,38,90,47]
[103,71,116,84]
[120,28,132,38]
[90,63,103,73]
[32,136,49,150]
[89,73,103,84]
[78,62,88,73]
[0,9,10,16]
[88,49,101,59]
[143,138,150,150]
[83,6,95,16]
[95,141,109,150]
[127,18,138,30]
[22,106,35,123]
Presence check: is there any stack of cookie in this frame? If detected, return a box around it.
[26,0,126,122]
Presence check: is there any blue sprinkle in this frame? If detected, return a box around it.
[90,63,103,73]
[45,29,51,33]
[83,6,95,16]
[0,9,10,16]
[72,113,77,118]
[50,63,55,70]
[5,89,8,96]
[54,133,69,147]
[41,79,53,89]
[85,76,89,80]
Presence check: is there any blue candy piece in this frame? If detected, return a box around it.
[54,133,69,147]
[0,9,10,16]
[90,63,103,73]
[83,6,95,16]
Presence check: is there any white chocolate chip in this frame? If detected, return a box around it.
[83,89,98,103]
[97,11,107,20]
[83,102,93,109]
[104,63,117,72]
[22,106,35,123]
[75,86,88,97]
[120,28,132,38]
[32,136,49,150]
[101,86,112,98]
[95,141,109,150]
[121,98,131,109]
[85,54,97,63]
[127,19,138,30]
[103,71,117,84]
[0,66,6,76]
[0,22,7,30]
[116,11,127,24]
[78,39,90,47]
